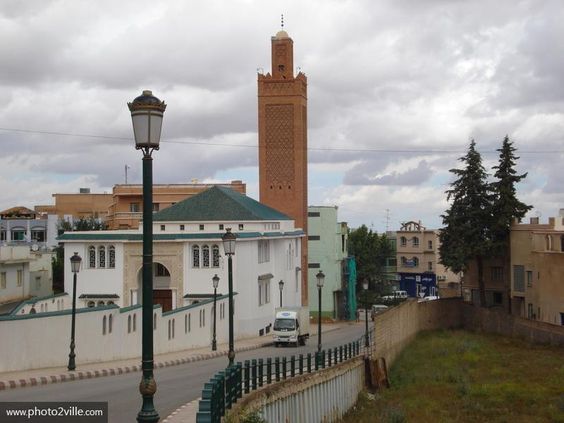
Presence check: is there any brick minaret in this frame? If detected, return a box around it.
[258,29,308,305]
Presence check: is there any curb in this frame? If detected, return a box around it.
[0,341,272,392]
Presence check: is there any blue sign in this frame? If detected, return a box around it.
[398,273,437,298]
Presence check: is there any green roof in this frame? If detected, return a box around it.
[153,186,291,222]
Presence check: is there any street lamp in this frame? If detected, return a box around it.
[278,279,284,307]
[316,270,325,353]
[128,90,166,423]
[363,279,369,348]
[67,252,82,371]
[222,228,237,366]
[212,274,220,351]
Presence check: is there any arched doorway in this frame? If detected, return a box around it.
[136,262,174,312]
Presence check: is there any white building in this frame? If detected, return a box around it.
[0,245,53,307]
[59,186,304,338]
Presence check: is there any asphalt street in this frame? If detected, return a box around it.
[0,323,368,422]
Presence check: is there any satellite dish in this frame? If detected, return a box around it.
[31,244,39,251]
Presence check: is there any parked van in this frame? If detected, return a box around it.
[393,290,408,299]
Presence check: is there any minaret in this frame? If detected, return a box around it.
[258,26,309,305]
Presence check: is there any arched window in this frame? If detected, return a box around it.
[412,237,419,247]
[192,245,200,268]
[153,313,157,330]
[109,246,116,268]
[400,237,407,247]
[87,301,95,308]
[212,245,220,267]
[172,319,175,338]
[89,246,96,268]
[108,314,113,333]
[128,315,132,333]
[98,246,106,268]
[97,301,105,307]
[185,314,188,334]
[133,314,137,332]
[168,320,171,340]
[202,245,210,267]
[102,316,107,335]
[413,257,419,267]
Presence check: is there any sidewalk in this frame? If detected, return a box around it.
[0,322,349,392]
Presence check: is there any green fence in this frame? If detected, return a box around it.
[196,335,369,423]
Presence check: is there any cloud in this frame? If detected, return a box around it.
[0,0,562,231]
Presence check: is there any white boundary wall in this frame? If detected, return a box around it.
[0,295,234,372]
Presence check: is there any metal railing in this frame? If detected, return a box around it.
[196,334,372,423]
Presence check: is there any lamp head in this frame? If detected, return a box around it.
[70,252,82,274]
[222,228,237,256]
[212,274,220,289]
[128,90,166,151]
[316,270,325,288]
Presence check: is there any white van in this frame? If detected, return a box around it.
[393,290,408,299]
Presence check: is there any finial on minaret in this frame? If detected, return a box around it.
[281,14,284,29]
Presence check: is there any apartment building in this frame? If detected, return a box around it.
[105,180,246,229]
[396,221,460,298]
[510,214,564,325]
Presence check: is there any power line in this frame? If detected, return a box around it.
[0,126,562,155]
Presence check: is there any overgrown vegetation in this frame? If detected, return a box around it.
[341,330,564,422]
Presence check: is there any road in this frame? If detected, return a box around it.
[0,323,368,422]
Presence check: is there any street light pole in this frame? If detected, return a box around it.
[67,252,82,371]
[278,279,284,308]
[212,274,219,351]
[316,270,325,354]
[222,228,237,366]
[129,90,166,423]
[363,279,369,348]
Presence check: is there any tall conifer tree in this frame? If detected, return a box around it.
[491,136,531,311]
[439,140,492,306]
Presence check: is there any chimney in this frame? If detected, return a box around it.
[529,217,539,224]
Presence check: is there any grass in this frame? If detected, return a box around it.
[341,330,564,423]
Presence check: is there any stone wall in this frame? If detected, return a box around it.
[462,302,564,345]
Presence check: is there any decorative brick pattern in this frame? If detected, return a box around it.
[265,104,294,185]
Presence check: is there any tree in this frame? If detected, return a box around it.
[348,225,393,297]
[439,140,493,307]
[491,136,532,249]
[491,136,532,311]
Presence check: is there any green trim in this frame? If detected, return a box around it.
[9,292,69,316]
[0,304,119,321]
[119,304,142,314]
[57,231,304,242]
[162,293,236,317]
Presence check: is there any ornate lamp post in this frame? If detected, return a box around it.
[222,228,237,366]
[212,274,220,351]
[67,252,82,371]
[316,270,325,353]
[363,279,369,348]
[278,279,284,307]
[128,90,166,423]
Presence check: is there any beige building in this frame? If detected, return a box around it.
[35,188,113,221]
[396,221,460,298]
[105,180,246,229]
[510,214,564,326]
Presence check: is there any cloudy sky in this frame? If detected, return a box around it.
[1,0,563,231]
